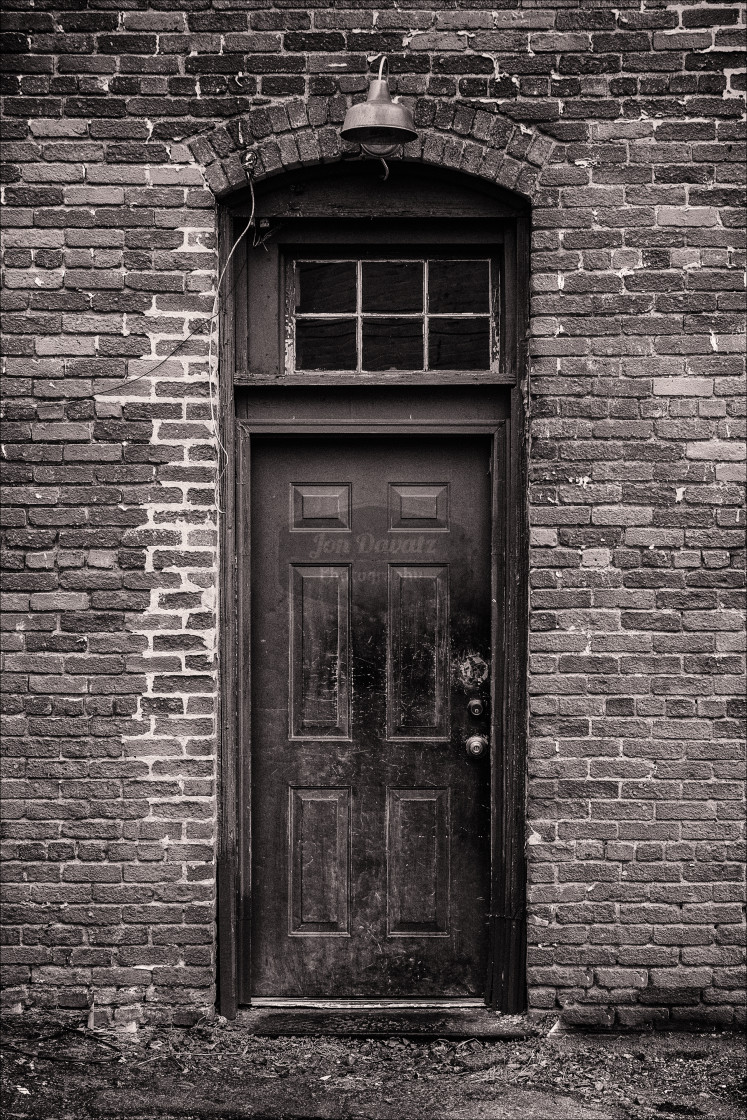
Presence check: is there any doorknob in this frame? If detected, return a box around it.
[465,734,488,759]
[467,697,484,717]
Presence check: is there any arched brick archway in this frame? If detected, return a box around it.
[186,96,561,202]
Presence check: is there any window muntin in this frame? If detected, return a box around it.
[291,258,496,375]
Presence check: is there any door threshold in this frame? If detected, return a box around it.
[236,1000,532,1040]
[250,998,484,1010]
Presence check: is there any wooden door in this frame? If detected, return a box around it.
[249,435,493,998]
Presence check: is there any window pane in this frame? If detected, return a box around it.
[362,319,424,371]
[428,260,490,315]
[296,319,357,370]
[296,262,356,314]
[428,318,490,370]
[362,261,424,314]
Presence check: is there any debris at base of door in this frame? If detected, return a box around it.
[2,1009,744,1120]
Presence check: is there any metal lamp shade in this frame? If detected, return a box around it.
[340,79,417,156]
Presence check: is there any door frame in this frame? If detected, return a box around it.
[216,167,529,1017]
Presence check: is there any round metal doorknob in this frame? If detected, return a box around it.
[465,734,489,759]
[467,697,484,717]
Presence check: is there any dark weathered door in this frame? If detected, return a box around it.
[250,435,492,997]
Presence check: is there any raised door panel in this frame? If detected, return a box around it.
[290,565,350,740]
[389,483,449,532]
[387,565,449,740]
[291,484,351,532]
[289,788,350,936]
[387,788,450,936]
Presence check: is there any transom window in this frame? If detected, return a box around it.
[290,258,496,374]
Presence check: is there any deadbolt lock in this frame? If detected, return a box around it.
[465,734,489,759]
[467,697,484,718]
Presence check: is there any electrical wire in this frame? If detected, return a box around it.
[98,171,262,520]
[100,313,222,392]
[207,173,259,506]
[94,168,262,681]
[104,179,257,395]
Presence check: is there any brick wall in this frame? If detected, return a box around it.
[1,1,745,1030]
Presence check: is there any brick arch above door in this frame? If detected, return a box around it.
[186,96,562,202]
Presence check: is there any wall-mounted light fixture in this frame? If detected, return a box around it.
[341,57,417,176]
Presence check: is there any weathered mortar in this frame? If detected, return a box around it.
[0,0,745,1030]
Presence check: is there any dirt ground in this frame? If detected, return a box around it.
[1,1010,745,1120]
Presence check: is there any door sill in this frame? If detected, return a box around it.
[250,998,484,1009]
[236,1000,531,1039]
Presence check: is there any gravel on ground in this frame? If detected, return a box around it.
[1,1010,745,1119]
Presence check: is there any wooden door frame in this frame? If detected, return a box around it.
[216,167,529,1017]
